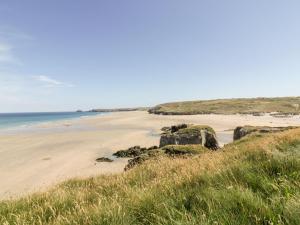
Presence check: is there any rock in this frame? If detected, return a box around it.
[96,157,113,162]
[171,124,188,133]
[203,130,219,149]
[147,146,159,150]
[160,134,177,147]
[161,124,188,133]
[125,143,209,170]
[113,145,159,158]
[116,124,220,170]
[233,127,253,140]
[124,149,163,170]
[125,155,148,171]
[233,126,298,141]
[113,146,144,158]
[159,125,219,150]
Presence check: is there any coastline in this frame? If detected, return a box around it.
[0,112,107,135]
[1,111,300,200]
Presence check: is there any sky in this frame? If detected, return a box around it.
[0,0,300,112]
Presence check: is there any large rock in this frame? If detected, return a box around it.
[233,126,297,141]
[159,125,219,150]
[112,124,219,171]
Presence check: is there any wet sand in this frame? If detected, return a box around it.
[0,111,299,200]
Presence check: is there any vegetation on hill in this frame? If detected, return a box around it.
[1,128,300,224]
[148,97,300,115]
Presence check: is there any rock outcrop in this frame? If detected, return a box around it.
[113,146,158,158]
[159,124,219,150]
[124,149,163,171]
[95,157,113,162]
[233,126,297,141]
[110,124,219,170]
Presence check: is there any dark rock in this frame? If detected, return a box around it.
[148,146,159,150]
[204,131,219,150]
[96,157,113,162]
[124,149,163,170]
[160,134,178,147]
[117,124,220,170]
[113,145,159,158]
[159,125,219,150]
[161,124,188,133]
[233,126,298,141]
[113,146,145,158]
[233,127,252,140]
[171,124,188,133]
[125,155,148,171]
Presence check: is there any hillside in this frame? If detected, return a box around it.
[1,128,300,224]
[148,97,300,115]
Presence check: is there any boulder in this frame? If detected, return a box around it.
[233,126,298,141]
[204,130,219,149]
[159,125,219,150]
[160,134,178,147]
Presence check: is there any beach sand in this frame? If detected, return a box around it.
[0,111,300,200]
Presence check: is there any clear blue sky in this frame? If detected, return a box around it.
[0,0,300,112]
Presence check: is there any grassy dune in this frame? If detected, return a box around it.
[1,129,300,224]
[148,97,300,115]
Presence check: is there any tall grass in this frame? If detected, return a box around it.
[1,129,300,224]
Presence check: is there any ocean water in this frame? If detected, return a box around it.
[0,111,104,130]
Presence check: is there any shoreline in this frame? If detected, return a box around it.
[0,112,109,135]
[0,111,300,200]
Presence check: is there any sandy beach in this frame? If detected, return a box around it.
[0,111,300,200]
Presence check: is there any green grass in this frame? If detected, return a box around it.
[176,125,216,135]
[1,129,300,224]
[149,97,300,115]
[162,144,208,155]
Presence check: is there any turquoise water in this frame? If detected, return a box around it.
[0,112,104,130]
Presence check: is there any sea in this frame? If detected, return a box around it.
[0,111,104,131]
